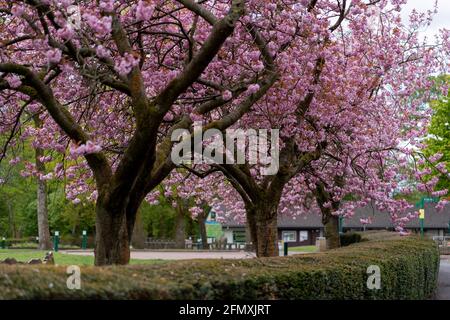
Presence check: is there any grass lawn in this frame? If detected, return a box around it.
[289,245,318,253]
[0,250,167,266]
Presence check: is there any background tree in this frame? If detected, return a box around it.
[32,114,52,250]
[423,75,450,194]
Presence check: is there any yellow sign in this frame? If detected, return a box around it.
[419,209,425,219]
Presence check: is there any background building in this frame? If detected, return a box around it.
[219,204,450,247]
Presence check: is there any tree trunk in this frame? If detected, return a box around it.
[197,204,210,249]
[35,150,52,250]
[246,208,258,252]
[36,177,52,250]
[246,202,279,257]
[255,213,278,257]
[197,216,208,249]
[131,210,146,249]
[315,182,341,250]
[33,114,52,250]
[323,213,340,249]
[174,202,187,249]
[94,200,130,265]
[7,200,16,238]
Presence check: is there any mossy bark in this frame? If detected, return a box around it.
[94,196,131,265]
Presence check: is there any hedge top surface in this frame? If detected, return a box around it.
[0,232,440,300]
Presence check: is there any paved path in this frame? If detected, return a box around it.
[437,256,450,300]
[62,249,306,260]
[63,250,257,260]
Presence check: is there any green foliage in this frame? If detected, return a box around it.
[140,197,199,239]
[423,75,450,192]
[0,139,96,238]
[0,233,439,299]
[140,201,177,238]
[0,170,37,238]
[340,232,363,247]
[47,187,96,235]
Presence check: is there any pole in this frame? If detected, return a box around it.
[284,241,288,256]
[419,209,425,238]
[82,230,87,250]
[339,216,344,234]
[1,237,5,249]
[53,231,59,252]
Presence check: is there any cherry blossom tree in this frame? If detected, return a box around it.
[0,0,283,265]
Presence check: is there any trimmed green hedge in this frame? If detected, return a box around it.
[340,232,363,247]
[0,232,440,299]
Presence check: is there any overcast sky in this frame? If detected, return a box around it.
[401,0,450,40]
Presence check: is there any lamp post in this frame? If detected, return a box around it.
[53,231,60,252]
[82,230,87,250]
[1,237,5,249]
[338,216,344,234]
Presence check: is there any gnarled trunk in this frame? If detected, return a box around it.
[94,200,131,265]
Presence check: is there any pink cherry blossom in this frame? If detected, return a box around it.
[222,90,232,101]
[136,1,154,21]
[247,84,260,95]
[6,75,21,88]
[46,49,62,64]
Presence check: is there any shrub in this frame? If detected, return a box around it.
[340,232,362,247]
[0,233,440,300]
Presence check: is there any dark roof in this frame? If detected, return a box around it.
[220,203,450,229]
[278,213,322,228]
